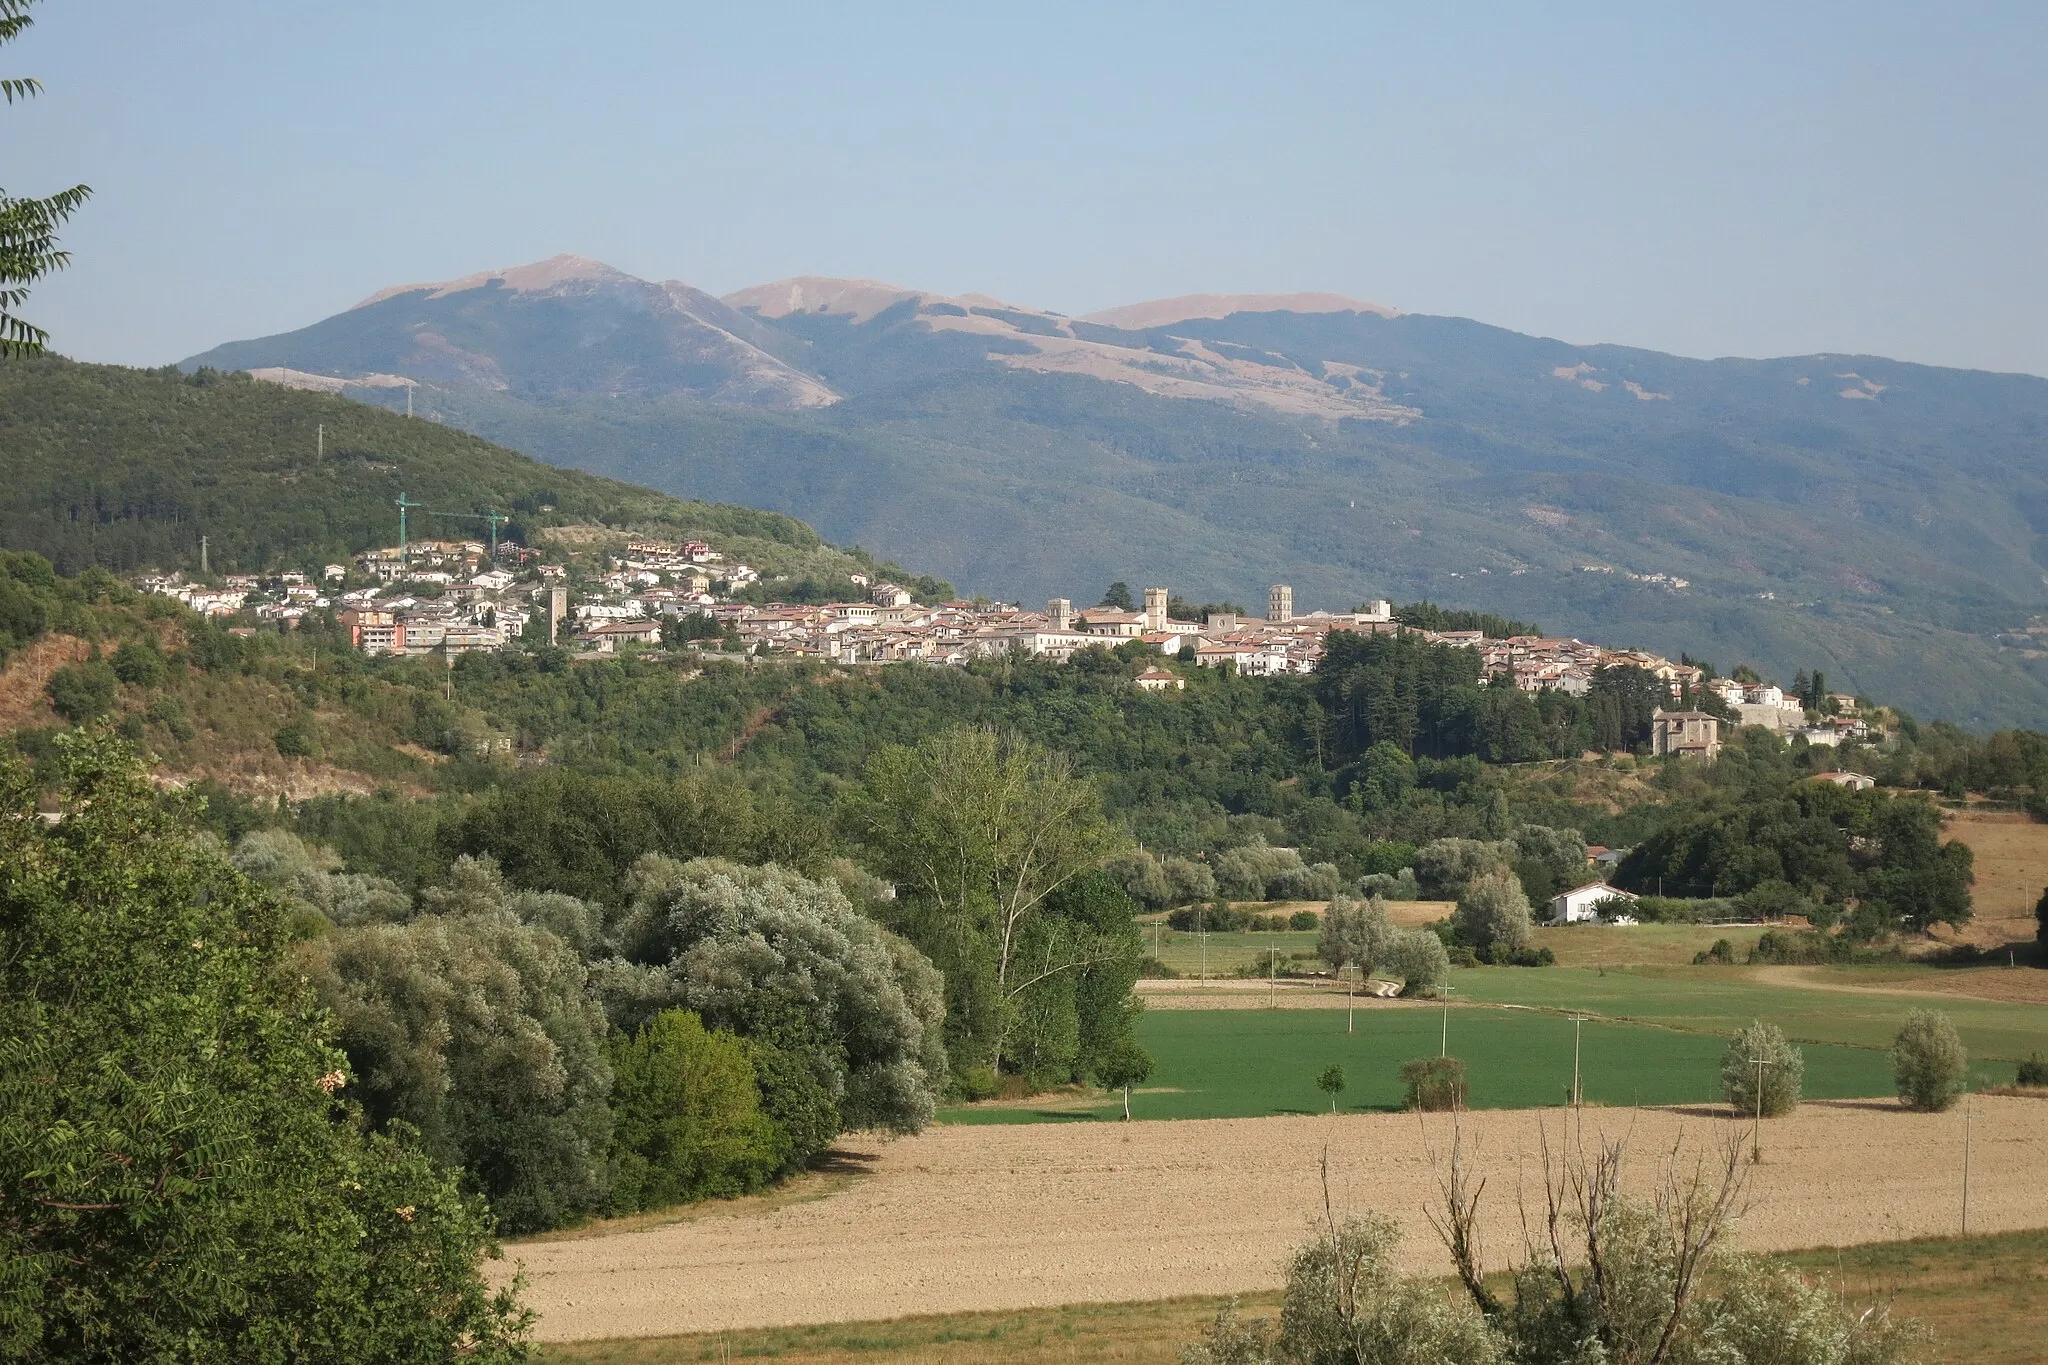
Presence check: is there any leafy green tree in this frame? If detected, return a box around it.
[1318,893,1394,975]
[1892,1008,1968,1112]
[2037,883,2048,950]
[1381,928,1451,996]
[1721,1020,1804,1117]
[1451,868,1533,956]
[1098,581,1134,610]
[849,727,1123,1072]
[303,860,615,1234]
[742,1038,840,1174]
[1411,837,1514,900]
[0,730,528,1361]
[606,856,949,1134]
[1096,1034,1153,1120]
[0,1,91,357]
[45,658,115,723]
[606,1010,780,1212]
[1316,1063,1346,1112]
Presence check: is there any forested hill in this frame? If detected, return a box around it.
[0,357,824,576]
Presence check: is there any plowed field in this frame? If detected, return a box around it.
[503,1096,2048,1343]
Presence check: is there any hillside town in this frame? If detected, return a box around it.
[139,534,1876,754]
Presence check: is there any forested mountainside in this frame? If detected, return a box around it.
[0,357,830,577]
[183,257,2048,728]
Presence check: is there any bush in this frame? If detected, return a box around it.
[1400,1056,1467,1111]
[1288,909,1319,930]
[2016,1054,2048,1086]
[608,1010,781,1212]
[1892,1009,1968,1112]
[274,715,321,758]
[1318,894,1394,973]
[1721,1020,1804,1116]
[46,659,118,723]
[1748,928,1854,965]
[1169,901,1252,932]
[110,635,166,687]
[1694,937,1736,965]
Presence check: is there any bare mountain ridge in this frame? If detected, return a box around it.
[192,256,1418,422]
[182,256,2048,726]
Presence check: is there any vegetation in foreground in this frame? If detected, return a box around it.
[526,1224,2048,1365]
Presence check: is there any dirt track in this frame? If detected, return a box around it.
[503,1097,2048,1342]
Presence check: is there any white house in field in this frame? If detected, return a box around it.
[1549,882,1639,925]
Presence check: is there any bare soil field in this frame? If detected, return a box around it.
[502,1096,2048,1343]
[1941,808,2048,948]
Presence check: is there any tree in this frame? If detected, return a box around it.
[605,855,949,1134]
[303,857,616,1234]
[850,727,1124,1071]
[1892,1008,1968,1112]
[1381,928,1451,996]
[45,658,115,723]
[2037,883,2048,952]
[1316,1063,1346,1112]
[1095,1034,1153,1120]
[606,1009,781,1212]
[1721,1020,1804,1118]
[108,634,164,686]
[0,730,528,1361]
[1318,893,1394,975]
[0,0,91,356]
[1099,580,1134,610]
[1451,868,1533,956]
[1412,837,1514,900]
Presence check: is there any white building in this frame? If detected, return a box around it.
[1548,882,1638,925]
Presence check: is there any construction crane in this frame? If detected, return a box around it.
[394,492,425,568]
[421,506,514,558]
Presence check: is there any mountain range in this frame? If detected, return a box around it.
[184,254,2048,728]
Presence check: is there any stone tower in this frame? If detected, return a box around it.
[1143,586,1168,633]
[1268,584,1293,624]
[1048,598,1073,631]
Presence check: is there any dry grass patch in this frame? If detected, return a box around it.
[1940,808,2048,948]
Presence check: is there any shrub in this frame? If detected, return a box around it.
[46,659,117,723]
[1287,908,1319,930]
[1451,869,1533,956]
[1892,1009,1968,1111]
[1400,1056,1467,1111]
[1356,867,1422,901]
[1748,928,1854,965]
[274,715,321,758]
[1270,862,1343,901]
[607,1010,781,1212]
[1721,1020,1804,1117]
[110,635,166,687]
[1694,937,1736,965]
[2016,1054,2048,1086]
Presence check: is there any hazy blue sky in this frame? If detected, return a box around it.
[11,1,2048,373]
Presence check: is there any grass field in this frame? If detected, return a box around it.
[1453,964,2048,1060]
[532,1228,2048,1365]
[936,1003,1996,1124]
[1941,807,2048,949]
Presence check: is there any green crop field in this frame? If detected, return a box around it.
[938,1004,2019,1124]
[1144,928,1322,978]
[1449,965,2048,1060]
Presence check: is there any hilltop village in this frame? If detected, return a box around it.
[140,532,1876,756]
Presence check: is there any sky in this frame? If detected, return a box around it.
[10,0,2048,374]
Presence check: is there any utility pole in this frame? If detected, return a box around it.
[1198,904,1207,983]
[1962,1100,1973,1235]
[1440,985,1457,1058]
[1747,1053,1774,1164]
[199,534,208,575]
[1347,963,1356,1034]
[317,423,324,463]
[1570,1015,1589,1113]
[1269,937,1276,1010]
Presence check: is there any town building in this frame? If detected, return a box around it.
[1650,709,1721,760]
